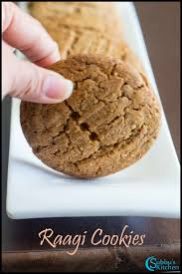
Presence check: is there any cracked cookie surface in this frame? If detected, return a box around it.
[20,55,161,178]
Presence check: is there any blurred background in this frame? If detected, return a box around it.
[135,2,180,159]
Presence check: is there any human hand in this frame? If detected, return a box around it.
[2,2,73,103]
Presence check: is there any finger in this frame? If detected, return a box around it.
[2,43,73,103]
[10,60,74,104]
[2,2,60,67]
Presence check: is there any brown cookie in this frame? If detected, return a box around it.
[20,55,161,178]
[28,2,143,74]
[29,2,122,37]
[46,26,144,73]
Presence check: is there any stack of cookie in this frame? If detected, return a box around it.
[29,2,142,71]
[20,2,161,178]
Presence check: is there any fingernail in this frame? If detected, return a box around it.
[43,75,73,101]
[50,48,61,63]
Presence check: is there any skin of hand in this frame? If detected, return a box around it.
[2,2,73,103]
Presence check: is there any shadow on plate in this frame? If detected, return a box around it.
[11,158,108,184]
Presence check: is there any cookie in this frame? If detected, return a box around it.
[29,2,143,73]
[29,2,122,38]
[45,26,143,74]
[20,55,161,178]
[46,2,113,9]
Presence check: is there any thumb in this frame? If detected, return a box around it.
[2,43,73,103]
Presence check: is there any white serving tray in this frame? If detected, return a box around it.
[6,2,180,219]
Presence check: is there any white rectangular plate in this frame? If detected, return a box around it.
[6,2,180,219]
